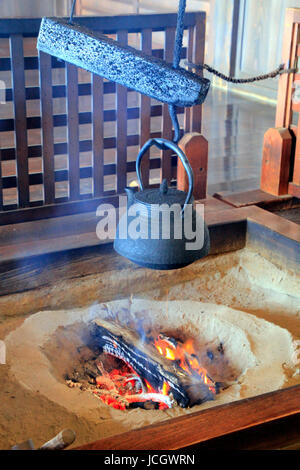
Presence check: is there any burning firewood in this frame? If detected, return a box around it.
[91,319,216,408]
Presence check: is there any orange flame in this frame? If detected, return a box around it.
[145,379,170,396]
[154,335,216,393]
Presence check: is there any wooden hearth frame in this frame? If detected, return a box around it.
[1,201,299,450]
[76,386,300,450]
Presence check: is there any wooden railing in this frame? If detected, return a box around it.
[0,13,206,225]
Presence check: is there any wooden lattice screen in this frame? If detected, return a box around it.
[0,13,206,225]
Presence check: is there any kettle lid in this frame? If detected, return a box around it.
[134,179,191,208]
[136,138,194,212]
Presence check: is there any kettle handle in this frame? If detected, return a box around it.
[136,138,194,211]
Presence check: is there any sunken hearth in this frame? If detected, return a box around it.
[2,244,300,448]
[51,299,252,415]
[5,295,297,432]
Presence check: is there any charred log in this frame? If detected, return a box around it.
[91,319,215,408]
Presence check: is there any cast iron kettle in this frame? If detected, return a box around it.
[114,138,210,270]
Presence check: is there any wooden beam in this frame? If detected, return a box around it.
[75,386,300,450]
[3,200,299,267]
[191,414,300,450]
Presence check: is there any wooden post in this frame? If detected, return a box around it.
[178,133,208,200]
[289,152,300,197]
[208,7,300,207]
[274,7,300,198]
[75,0,82,16]
[289,103,300,196]
[260,127,293,196]
[275,8,300,128]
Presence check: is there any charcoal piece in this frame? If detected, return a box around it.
[37,17,210,107]
[128,401,159,410]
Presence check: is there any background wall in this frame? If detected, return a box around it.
[75,0,209,15]
[213,0,300,100]
[0,0,72,17]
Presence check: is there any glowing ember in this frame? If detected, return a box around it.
[67,328,216,410]
[91,362,173,410]
[154,334,216,394]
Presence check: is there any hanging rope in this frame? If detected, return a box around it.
[169,0,187,144]
[173,0,186,69]
[69,0,77,23]
[185,61,296,83]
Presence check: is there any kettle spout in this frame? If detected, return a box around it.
[124,187,135,208]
